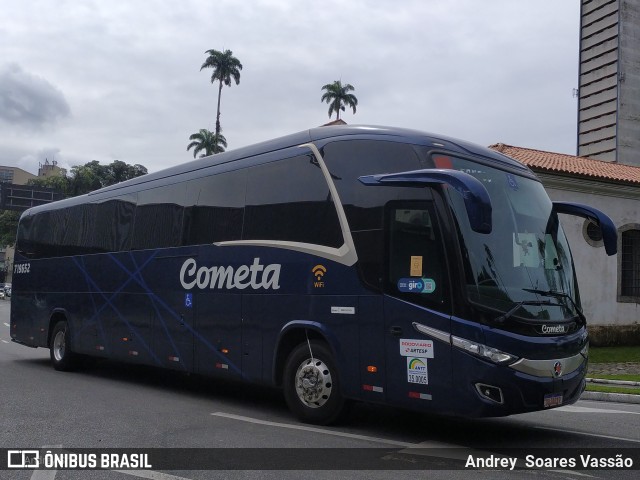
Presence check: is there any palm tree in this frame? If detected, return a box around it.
[200,49,243,139]
[187,129,227,157]
[321,80,358,120]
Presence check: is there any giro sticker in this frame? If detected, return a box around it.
[397,278,436,294]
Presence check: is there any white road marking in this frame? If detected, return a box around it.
[535,426,640,443]
[4,322,10,327]
[210,411,458,448]
[116,471,193,480]
[1,339,9,343]
[30,470,57,480]
[30,445,62,480]
[547,470,594,478]
[556,405,640,415]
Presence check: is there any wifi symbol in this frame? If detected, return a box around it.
[312,265,327,281]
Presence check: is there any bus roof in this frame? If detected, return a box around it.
[22,125,531,216]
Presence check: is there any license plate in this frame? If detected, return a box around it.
[544,393,563,408]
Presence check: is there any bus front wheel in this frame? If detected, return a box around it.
[283,340,345,425]
[50,320,77,371]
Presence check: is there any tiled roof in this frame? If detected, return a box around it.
[321,119,347,126]
[489,143,640,185]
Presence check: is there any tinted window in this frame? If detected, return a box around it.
[17,195,137,258]
[243,154,342,248]
[87,196,136,253]
[386,202,448,309]
[322,139,424,232]
[17,209,64,258]
[132,184,185,250]
[184,169,246,245]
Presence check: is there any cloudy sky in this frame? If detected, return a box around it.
[1,0,581,175]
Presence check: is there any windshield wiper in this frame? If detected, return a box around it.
[495,300,554,324]
[522,288,586,324]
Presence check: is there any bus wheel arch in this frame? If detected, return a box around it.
[281,336,346,425]
[274,325,330,386]
[48,313,78,371]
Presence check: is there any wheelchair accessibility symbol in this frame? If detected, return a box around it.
[185,293,193,308]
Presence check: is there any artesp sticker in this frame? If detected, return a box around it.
[400,339,434,358]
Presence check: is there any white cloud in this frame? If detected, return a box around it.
[0,63,70,129]
[0,0,581,174]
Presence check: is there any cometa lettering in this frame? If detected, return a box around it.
[180,258,281,291]
[541,324,566,334]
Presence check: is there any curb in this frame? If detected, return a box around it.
[586,377,640,387]
[580,391,640,404]
[583,377,640,404]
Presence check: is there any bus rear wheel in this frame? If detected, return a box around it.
[50,320,77,371]
[283,340,345,425]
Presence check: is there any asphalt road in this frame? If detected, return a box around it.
[1,299,638,480]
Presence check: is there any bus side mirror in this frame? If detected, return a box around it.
[553,202,617,256]
[358,169,492,234]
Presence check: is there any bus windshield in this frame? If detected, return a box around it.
[441,155,579,323]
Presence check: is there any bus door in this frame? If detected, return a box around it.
[383,201,454,411]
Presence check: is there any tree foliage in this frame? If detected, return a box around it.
[321,80,358,120]
[187,129,227,157]
[0,210,20,246]
[0,159,148,247]
[27,159,148,197]
[200,49,242,139]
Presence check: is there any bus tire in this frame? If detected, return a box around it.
[50,320,77,371]
[283,340,345,425]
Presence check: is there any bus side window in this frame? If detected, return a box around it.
[131,184,185,250]
[90,197,136,253]
[386,202,447,309]
[243,155,343,248]
[183,169,247,245]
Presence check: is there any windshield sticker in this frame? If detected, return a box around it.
[433,155,453,169]
[410,256,423,277]
[398,278,436,294]
[400,339,434,358]
[407,357,429,385]
[506,173,519,190]
[513,233,539,268]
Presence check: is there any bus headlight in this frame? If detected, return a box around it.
[412,322,518,365]
[451,336,519,365]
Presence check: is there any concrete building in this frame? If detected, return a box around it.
[0,162,65,285]
[491,143,640,342]
[0,166,36,185]
[38,159,66,178]
[0,166,36,284]
[577,0,640,164]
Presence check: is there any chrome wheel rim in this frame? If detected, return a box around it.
[53,329,66,362]
[294,357,333,408]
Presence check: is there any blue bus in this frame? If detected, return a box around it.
[10,125,617,424]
